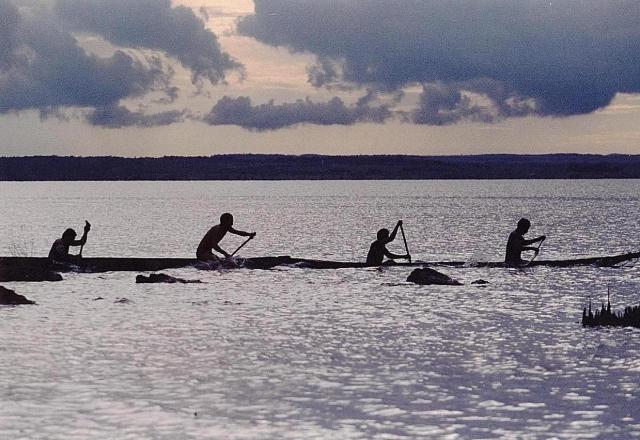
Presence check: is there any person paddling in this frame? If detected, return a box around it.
[505,218,546,266]
[366,220,411,266]
[196,213,256,261]
[48,221,91,263]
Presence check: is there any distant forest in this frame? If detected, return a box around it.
[1,154,640,180]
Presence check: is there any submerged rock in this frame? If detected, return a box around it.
[407,268,462,286]
[136,273,202,284]
[0,285,36,305]
[471,279,490,285]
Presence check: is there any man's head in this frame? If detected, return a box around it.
[220,213,234,228]
[516,218,531,233]
[377,228,390,241]
[62,228,77,244]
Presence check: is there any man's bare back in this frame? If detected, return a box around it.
[197,224,229,260]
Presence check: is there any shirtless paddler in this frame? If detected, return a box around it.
[196,213,256,261]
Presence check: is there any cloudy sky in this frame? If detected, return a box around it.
[1,0,639,156]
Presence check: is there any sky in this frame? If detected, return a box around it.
[0,0,639,156]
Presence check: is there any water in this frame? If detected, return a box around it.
[1,180,640,439]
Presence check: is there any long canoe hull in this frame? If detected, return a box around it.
[1,251,638,282]
[0,256,406,280]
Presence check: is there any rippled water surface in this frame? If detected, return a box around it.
[1,180,640,439]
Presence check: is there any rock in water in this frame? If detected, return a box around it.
[0,285,36,305]
[136,273,202,284]
[407,268,462,286]
[471,279,490,285]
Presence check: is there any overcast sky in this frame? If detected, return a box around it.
[1,0,639,156]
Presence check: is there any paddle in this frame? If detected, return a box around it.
[229,235,254,258]
[79,220,91,258]
[400,223,411,264]
[526,237,545,266]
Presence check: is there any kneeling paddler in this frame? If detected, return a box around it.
[196,213,256,262]
[366,220,411,266]
[505,218,546,266]
[49,221,91,264]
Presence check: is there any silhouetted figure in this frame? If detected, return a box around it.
[48,221,91,263]
[366,220,411,266]
[196,213,256,261]
[505,218,545,266]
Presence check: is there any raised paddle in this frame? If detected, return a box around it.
[229,235,254,258]
[400,223,411,264]
[79,220,91,258]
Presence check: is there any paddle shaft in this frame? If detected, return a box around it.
[400,224,411,264]
[79,220,91,258]
[527,238,544,266]
[230,236,253,258]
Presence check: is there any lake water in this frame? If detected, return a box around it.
[1,180,639,439]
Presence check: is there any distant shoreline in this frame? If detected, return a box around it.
[2,154,640,180]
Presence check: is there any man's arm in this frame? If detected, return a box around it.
[212,243,230,258]
[71,223,91,247]
[384,248,410,260]
[523,235,545,246]
[385,220,402,244]
[229,227,256,239]
[522,236,545,255]
[71,234,87,247]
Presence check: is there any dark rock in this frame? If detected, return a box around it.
[471,279,490,285]
[407,268,463,286]
[136,273,202,284]
[0,285,36,305]
[115,297,131,304]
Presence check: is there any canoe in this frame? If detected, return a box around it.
[0,256,411,278]
[1,251,638,282]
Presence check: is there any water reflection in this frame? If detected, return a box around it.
[1,181,640,438]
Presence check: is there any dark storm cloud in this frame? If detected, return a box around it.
[0,11,167,113]
[204,95,391,131]
[410,79,538,125]
[239,0,640,121]
[54,0,241,85]
[87,104,185,128]
[411,83,494,126]
[0,0,239,127]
